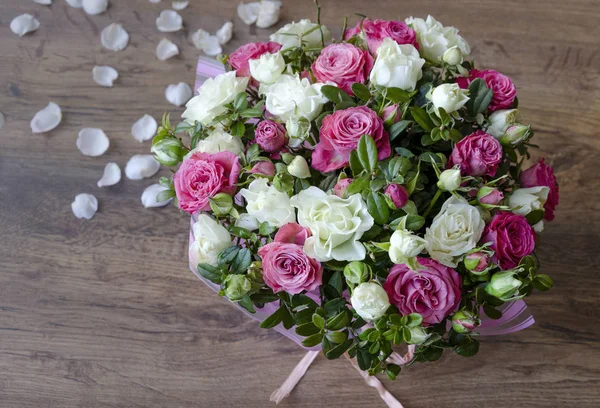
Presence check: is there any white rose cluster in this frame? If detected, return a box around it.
[405,15,471,64]
[370,38,425,92]
[259,74,327,122]
[240,178,296,228]
[249,51,286,85]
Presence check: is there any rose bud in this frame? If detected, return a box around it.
[437,168,462,192]
[285,116,311,148]
[485,270,522,301]
[500,124,533,146]
[350,282,390,321]
[287,156,311,179]
[477,186,504,206]
[464,252,490,273]
[249,161,276,177]
[382,104,401,125]
[451,310,479,334]
[486,109,519,138]
[442,45,463,66]
[384,184,409,209]
[151,137,186,167]
[343,261,370,286]
[406,326,430,345]
[255,120,287,152]
[333,177,353,197]
[430,83,469,114]
[223,274,252,301]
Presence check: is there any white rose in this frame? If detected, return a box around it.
[437,168,462,192]
[269,19,331,50]
[487,109,520,138]
[259,74,327,122]
[239,178,296,227]
[234,213,260,231]
[285,116,311,148]
[424,196,485,267]
[287,156,311,179]
[369,38,425,92]
[430,83,469,114]
[182,71,249,125]
[442,46,463,65]
[190,214,232,267]
[249,51,286,84]
[406,15,470,63]
[290,187,374,262]
[389,228,426,264]
[509,186,549,216]
[350,282,390,321]
[194,128,244,155]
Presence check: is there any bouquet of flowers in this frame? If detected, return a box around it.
[151,9,559,389]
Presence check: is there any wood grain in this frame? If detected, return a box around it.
[1,0,599,407]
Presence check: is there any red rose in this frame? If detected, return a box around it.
[449,130,503,177]
[481,211,536,269]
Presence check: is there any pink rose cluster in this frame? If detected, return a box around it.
[344,18,418,54]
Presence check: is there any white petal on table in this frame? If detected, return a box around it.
[97,162,121,187]
[141,184,172,208]
[172,1,188,10]
[82,0,108,15]
[34,0,53,5]
[131,114,158,142]
[156,10,183,32]
[156,38,179,60]
[10,14,40,37]
[125,155,160,180]
[148,0,161,3]
[191,29,222,56]
[237,2,260,25]
[216,21,233,45]
[256,0,281,28]
[92,65,118,87]
[165,82,192,106]
[66,0,83,7]
[30,102,62,133]
[101,23,129,51]
[72,194,98,220]
[77,128,110,156]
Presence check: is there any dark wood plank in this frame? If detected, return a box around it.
[0,0,599,407]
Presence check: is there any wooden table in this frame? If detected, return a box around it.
[1,0,599,406]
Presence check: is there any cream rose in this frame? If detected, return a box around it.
[189,214,232,267]
[239,178,296,227]
[429,83,470,114]
[405,15,470,64]
[389,226,427,264]
[182,71,249,125]
[487,109,520,138]
[269,19,331,50]
[249,51,286,84]
[350,282,390,321]
[424,196,485,267]
[509,186,550,217]
[194,128,244,155]
[290,187,374,262]
[369,38,425,92]
[259,74,327,122]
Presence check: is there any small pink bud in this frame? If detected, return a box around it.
[334,178,353,197]
[384,184,409,208]
[249,161,275,177]
[464,252,490,273]
[478,187,504,206]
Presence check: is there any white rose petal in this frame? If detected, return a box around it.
[172,0,188,10]
[125,155,160,180]
[370,38,425,92]
[256,0,281,28]
[389,227,426,264]
[156,38,179,60]
[406,15,470,63]
[509,187,550,216]
[350,282,390,321]
[101,23,129,51]
[66,0,83,7]
[191,29,222,56]
[30,102,62,133]
[131,114,158,143]
[430,83,469,114]
[249,51,285,84]
[97,162,121,187]
[82,0,108,15]
[287,156,311,179]
[234,213,260,231]
[0,112,4,130]
[190,214,232,267]
[92,65,118,87]
[148,0,161,3]
[156,10,182,32]
[10,14,40,37]
[216,21,233,45]
[34,0,52,5]
[270,19,331,50]
[193,128,244,155]
[239,178,296,228]
[237,2,260,25]
[77,128,110,157]
[259,74,327,122]
[72,194,98,220]
[141,184,172,208]
[165,82,192,106]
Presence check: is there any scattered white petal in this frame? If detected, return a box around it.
[30,102,62,133]
[82,0,108,15]
[256,0,281,28]
[172,1,188,10]
[34,0,52,5]
[131,114,158,142]
[10,14,40,37]
[101,23,129,51]
[66,0,83,7]
[0,112,4,130]
[92,65,118,87]
[125,155,160,180]
[156,10,183,32]
[77,128,110,157]
[97,162,121,187]
[72,194,98,220]
[191,29,222,56]
[141,184,172,208]
[237,2,260,25]
[165,82,192,106]
[149,0,161,3]
[216,21,233,45]
[156,38,179,60]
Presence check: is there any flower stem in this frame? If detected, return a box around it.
[423,189,442,218]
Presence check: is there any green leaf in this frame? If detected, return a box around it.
[386,87,412,103]
[239,107,263,118]
[405,214,425,231]
[228,226,253,239]
[301,333,324,348]
[466,78,493,115]
[259,307,285,329]
[197,263,223,284]
[410,107,435,132]
[346,175,370,195]
[349,150,364,176]
[483,305,502,320]
[325,331,348,344]
[532,274,554,291]
[209,193,233,215]
[395,147,415,158]
[250,291,279,304]
[406,313,423,327]
[231,248,252,274]
[320,85,353,104]
[159,176,172,189]
[526,209,544,225]
[386,364,401,380]
[351,83,371,101]
[356,135,378,172]
[329,271,344,295]
[233,92,249,111]
[357,349,372,370]
[366,192,390,225]
[324,339,352,359]
[230,121,246,137]
[455,338,480,357]
[259,222,277,236]
[156,189,175,203]
[312,313,326,330]
[295,322,321,336]
[389,120,411,141]
[217,246,240,267]
[238,295,256,314]
[327,310,350,331]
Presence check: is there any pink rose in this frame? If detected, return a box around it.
[384,258,461,326]
[449,130,503,177]
[478,187,504,205]
[174,151,241,214]
[312,106,391,173]
[457,69,516,111]
[519,158,559,221]
[344,18,418,54]
[333,178,353,197]
[381,104,401,124]
[384,184,409,208]
[258,242,322,295]
[482,211,536,270]
[274,223,310,246]
[255,120,287,152]
[311,43,373,95]
[229,41,282,77]
[249,161,276,177]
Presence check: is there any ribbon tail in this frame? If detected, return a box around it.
[344,354,405,408]
[270,350,320,405]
